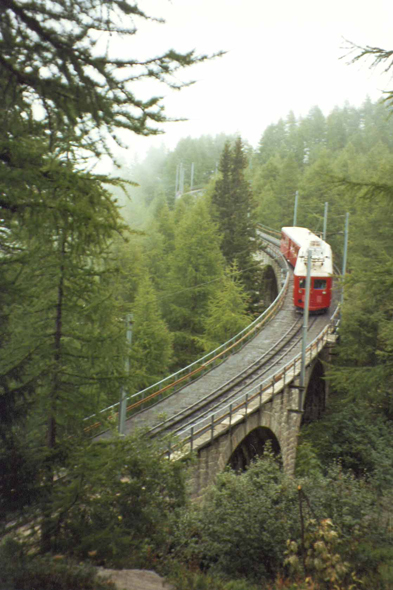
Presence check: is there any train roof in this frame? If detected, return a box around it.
[281,226,319,246]
[295,241,333,277]
[281,227,333,277]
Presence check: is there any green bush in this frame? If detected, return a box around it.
[47,432,189,567]
[0,538,114,590]
[172,455,393,588]
[298,401,393,489]
[173,454,299,582]
[295,440,323,478]
[167,563,259,590]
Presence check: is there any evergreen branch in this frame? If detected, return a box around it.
[59,372,125,383]
[344,39,393,73]
[157,262,263,302]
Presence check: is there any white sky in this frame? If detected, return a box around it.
[103,0,393,169]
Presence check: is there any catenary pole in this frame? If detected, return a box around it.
[118,314,133,436]
[293,191,299,226]
[323,202,328,241]
[177,164,180,194]
[341,212,350,306]
[175,164,179,197]
[300,249,312,409]
[180,163,185,194]
[191,162,195,190]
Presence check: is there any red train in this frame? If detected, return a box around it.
[280,227,333,313]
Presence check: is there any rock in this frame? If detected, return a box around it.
[96,568,174,590]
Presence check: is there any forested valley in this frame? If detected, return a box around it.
[0,2,393,589]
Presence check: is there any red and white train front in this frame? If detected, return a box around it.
[280,227,333,313]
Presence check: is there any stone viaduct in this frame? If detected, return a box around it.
[93,229,339,499]
[188,343,336,498]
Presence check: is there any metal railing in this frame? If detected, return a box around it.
[257,223,282,241]
[169,304,340,457]
[84,237,290,435]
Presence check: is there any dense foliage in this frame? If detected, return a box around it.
[0,0,225,558]
[170,455,392,589]
[0,541,114,590]
[3,96,393,587]
[47,434,188,567]
[108,96,393,589]
[1,5,393,587]
[212,139,256,270]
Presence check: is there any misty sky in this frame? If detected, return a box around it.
[105,0,393,167]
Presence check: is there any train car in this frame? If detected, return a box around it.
[280,227,333,313]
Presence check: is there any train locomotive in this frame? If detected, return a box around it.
[280,227,333,313]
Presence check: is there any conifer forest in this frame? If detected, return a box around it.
[0,2,392,589]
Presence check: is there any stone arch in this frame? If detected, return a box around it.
[301,359,326,426]
[227,426,281,472]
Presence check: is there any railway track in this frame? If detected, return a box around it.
[148,315,318,439]
[96,230,338,448]
[119,267,334,442]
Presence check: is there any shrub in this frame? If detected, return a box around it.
[298,464,393,588]
[172,455,393,589]
[47,432,189,568]
[167,563,259,590]
[298,401,393,489]
[0,538,114,590]
[173,453,299,582]
[284,518,361,590]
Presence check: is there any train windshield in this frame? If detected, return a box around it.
[313,279,327,289]
[298,278,327,289]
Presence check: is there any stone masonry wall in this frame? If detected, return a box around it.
[188,352,331,499]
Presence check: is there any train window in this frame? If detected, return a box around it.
[299,279,305,288]
[313,279,327,289]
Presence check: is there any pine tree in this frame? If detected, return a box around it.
[285,111,306,167]
[1,167,127,438]
[203,266,250,351]
[0,0,220,533]
[348,42,393,111]
[326,106,349,152]
[257,119,287,164]
[212,138,257,292]
[211,142,233,256]
[299,106,327,163]
[329,148,393,419]
[163,198,225,366]
[110,233,146,307]
[0,152,130,548]
[130,275,173,389]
